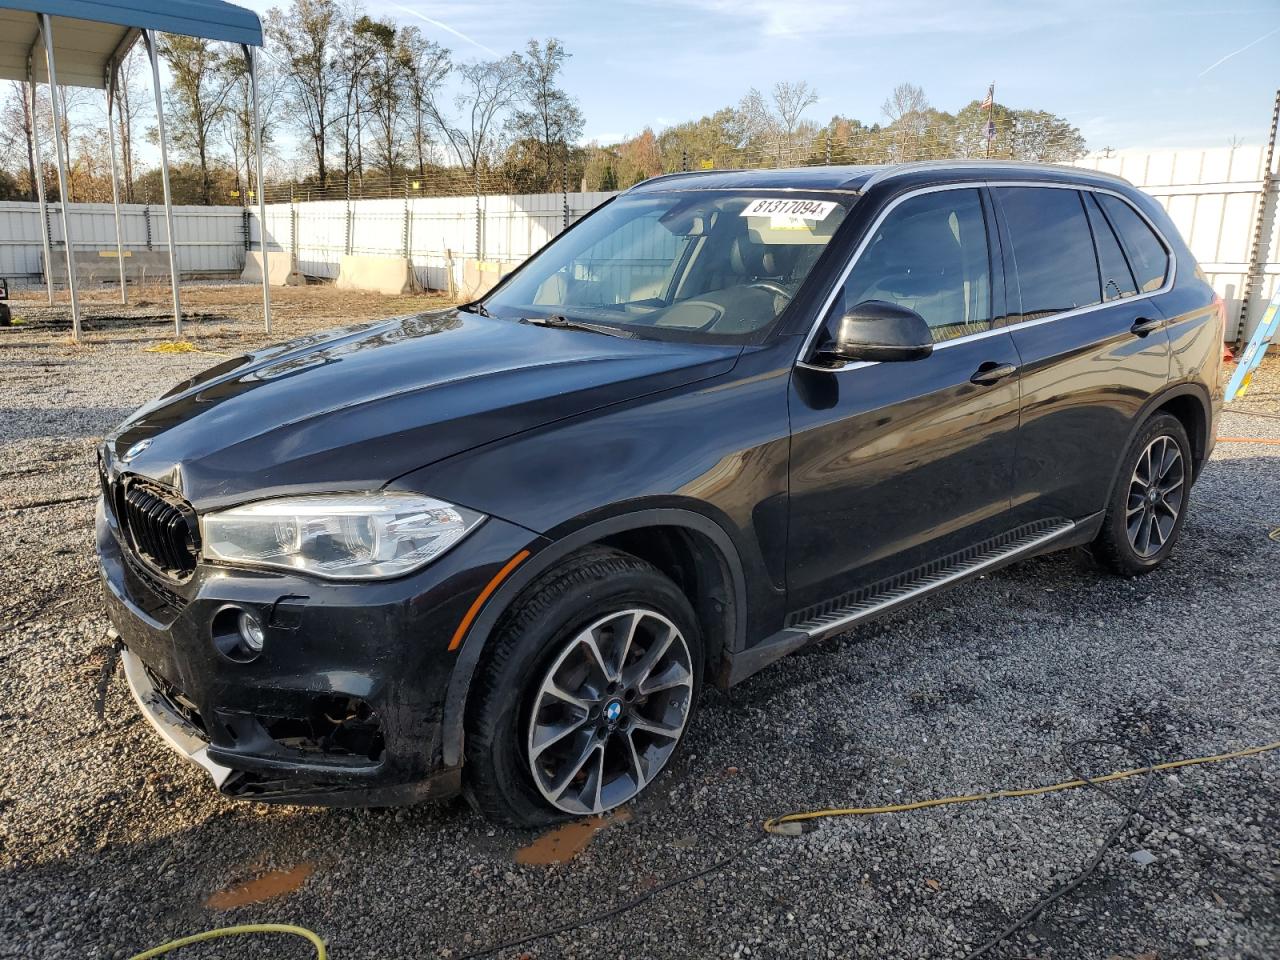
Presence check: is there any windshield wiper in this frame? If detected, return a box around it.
[519,315,635,338]
[459,301,491,317]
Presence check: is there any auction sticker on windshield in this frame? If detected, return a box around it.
[739,198,838,220]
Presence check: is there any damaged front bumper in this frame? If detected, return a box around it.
[118,636,233,790]
[97,496,541,807]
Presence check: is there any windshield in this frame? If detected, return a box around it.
[481,190,851,342]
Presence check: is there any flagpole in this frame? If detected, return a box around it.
[985,81,995,159]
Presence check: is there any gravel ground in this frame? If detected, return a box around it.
[2,288,1277,960]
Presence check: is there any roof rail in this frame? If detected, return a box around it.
[623,168,746,192]
[859,159,1133,193]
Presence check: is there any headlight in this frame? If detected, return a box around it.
[201,493,485,580]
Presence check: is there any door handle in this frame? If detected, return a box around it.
[1131,316,1164,337]
[970,362,1018,386]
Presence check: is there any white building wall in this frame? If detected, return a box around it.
[0,202,246,279]
[1074,145,1279,340]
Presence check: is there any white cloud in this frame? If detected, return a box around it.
[660,0,1077,39]
[385,2,501,57]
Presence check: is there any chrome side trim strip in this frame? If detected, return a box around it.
[793,519,1076,640]
[796,180,1177,370]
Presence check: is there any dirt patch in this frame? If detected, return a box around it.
[8,282,454,352]
[205,862,316,910]
[515,809,632,866]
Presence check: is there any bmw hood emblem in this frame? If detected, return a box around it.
[121,438,153,463]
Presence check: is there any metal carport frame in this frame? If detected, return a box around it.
[0,1,270,340]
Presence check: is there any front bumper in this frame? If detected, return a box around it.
[119,640,233,789]
[98,497,543,806]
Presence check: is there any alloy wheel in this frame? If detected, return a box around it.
[527,608,694,815]
[1126,434,1185,559]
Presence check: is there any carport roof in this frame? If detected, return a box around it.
[0,0,262,88]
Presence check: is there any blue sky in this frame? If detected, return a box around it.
[240,0,1280,150]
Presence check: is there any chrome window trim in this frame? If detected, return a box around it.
[796,179,1177,372]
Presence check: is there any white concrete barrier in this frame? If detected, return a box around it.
[44,249,175,284]
[241,251,304,286]
[458,259,521,300]
[334,254,421,295]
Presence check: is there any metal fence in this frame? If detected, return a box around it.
[1,145,1277,341]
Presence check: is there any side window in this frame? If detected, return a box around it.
[1084,193,1138,301]
[996,187,1101,320]
[1096,193,1170,293]
[839,188,991,343]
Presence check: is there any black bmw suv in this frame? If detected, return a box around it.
[99,161,1222,825]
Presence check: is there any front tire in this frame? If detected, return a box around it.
[1091,412,1192,576]
[463,547,703,827]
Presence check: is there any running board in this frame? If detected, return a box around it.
[720,518,1079,687]
[791,519,1076,639]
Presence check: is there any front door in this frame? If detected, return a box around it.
[787,186,1022,615]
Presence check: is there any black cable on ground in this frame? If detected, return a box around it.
[965,737,1277,959]
[1062,739,1278,891]
[963,739,1158,959]
[455,834,766,959]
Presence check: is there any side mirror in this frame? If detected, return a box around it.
[816,300,934,364]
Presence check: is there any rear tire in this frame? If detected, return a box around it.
[1091,412,1192,576]
[463,547,703,827]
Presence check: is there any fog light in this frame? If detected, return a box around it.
[211,605,265,663]
[238,610,265,651]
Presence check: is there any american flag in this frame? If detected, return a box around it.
[980,84,994,110]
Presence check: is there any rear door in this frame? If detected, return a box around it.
[787,185,1022,614]
[992,185,1172,527]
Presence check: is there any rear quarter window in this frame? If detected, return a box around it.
[996,187,1101,321]
[1096,193,1171,293]
[1084,193,1139,301]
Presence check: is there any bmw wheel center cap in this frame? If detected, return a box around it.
[604,699,623,724]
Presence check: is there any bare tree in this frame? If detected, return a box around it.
[111,48,150,201]
[157,35,236,204]
[267,0,344,184]
[356,15,406,173]
[881,81,930,125]
[400,27,450,177]
[335,1,379,180]
[0,82,39,199]
[881,81,931,159]
[772,80,817,141]
[734,87,776,147]
[423,55,522,173]
[221,51,282,197]
[511,38,583,187]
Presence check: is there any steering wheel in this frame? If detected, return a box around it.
[748,280,793,302]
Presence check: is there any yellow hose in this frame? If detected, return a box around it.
[124,741,1280,954]
[764,740,1280,834]
[128,923,326,960]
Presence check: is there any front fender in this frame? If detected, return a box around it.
[438,507,748,768]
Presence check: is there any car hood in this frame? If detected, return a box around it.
[109,310,740,510]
